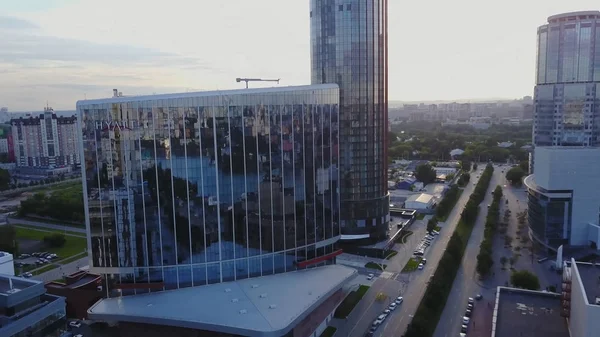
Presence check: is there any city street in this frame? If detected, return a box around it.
[336,167,480,337]
[432,166,503,337]
[34,256,89,282]
[5,216,86,233]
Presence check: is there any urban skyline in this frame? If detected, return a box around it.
[1,0,600,110]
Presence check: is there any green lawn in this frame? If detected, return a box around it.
[334,285,370,318]
[32,264,58,275]
[365,262,387,270]
[13,215,85,228]
[416,213,426,220]
[15,226,87,259]
[402,257,422,273]
[320,326,337,337]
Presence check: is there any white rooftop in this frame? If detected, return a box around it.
[406,193,434,204]
[88,264,356,337]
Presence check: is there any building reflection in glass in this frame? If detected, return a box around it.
[78,85,340,296]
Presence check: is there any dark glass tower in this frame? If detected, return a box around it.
[310,0,389,241]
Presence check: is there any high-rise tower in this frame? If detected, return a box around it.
[310,0,389,241]
[525,11,600,252]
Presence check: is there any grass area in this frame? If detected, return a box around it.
[396,230,413,243]
[385,250,398,260]
[12,223,85,237]
[334,285,370,319]
[15,226,87,259]
[434,225,441,232]
[365,262,387,270]
[32,264,58,275]
[402,257,422,273]
[416,213,426,220]
[319,326,337,337]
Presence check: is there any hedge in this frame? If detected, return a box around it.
[476,185,503,277]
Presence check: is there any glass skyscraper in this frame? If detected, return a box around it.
[310,0,389,241]
[526,11,600,252]
[78,85,341,296]
[533,11,600,148]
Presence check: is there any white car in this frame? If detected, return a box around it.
[367,273,375,280]
[69,321,81,327]
[395,296,404,304]
[418,263,424,270]
[462,316,470,325]
[389,302,397,311]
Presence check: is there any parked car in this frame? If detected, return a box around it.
[475,294,483,300]
[421,258,427,265]
[462,316,470,325]
[367,273,374,280]
[395,296,404,304]
[465,309,472,317]
[468,297,475,304]
[461,324,468,333]
[389,302,397,311]
[418,263,424,270]
[69,321,82,329]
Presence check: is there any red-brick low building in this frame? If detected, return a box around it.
[45,270,103,320]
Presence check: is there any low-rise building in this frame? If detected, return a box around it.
[404,193,435,211]
[491,286,569,337]
[564,259,600,337]
[45,270,103,320]
[0,274,67,337]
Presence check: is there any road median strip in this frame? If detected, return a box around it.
[404,164,494,337]
[334,285,370,319]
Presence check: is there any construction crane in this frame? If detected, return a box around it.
[236,77,280,89]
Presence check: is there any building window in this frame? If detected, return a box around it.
[346,4,351,10]
[339,5,343,11]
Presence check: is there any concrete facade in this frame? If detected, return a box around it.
[568,259,600,337]
[525,147,600,250]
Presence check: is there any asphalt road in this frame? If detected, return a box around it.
[339,170,480,337]
[5,216,86,233]
[34,256,90,282]
[432,166,504,337]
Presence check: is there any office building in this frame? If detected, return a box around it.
[0,252,14,277]
[0,274,67,337]
[310,0,390,241]
[526,11,600,251]
[11,107,79,168]
[79,85,357,336]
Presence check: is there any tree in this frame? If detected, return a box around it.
[0,168,10,190]
[510,270,540,290]
[519,160,529,173]
[445,173,455,182]
[460,160,471,171]
[505,166,526,185]
[415,164,436,185]
[0,225,18,255]
[43,233,66,248]
[427,218,438,233]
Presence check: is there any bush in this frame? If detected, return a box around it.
[427,218,438,233]
[404,164,494,337]
[43,233,66,248]
[506,167,527,185]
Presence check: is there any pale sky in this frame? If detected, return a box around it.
[0,0,598,111]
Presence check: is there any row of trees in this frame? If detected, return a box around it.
[434,185,460,220]
[405,164,494,337]
[457,172,470,187]
[476,185,503,277]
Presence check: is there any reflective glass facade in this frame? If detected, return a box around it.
[534,12,600,147]
[527,188,572,250]
[78,85,340,296]
[310,0,389,240]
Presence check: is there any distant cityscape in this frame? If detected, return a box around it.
[1,5,600,337]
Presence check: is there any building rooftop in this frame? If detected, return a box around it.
[492,287,569,337]
[406,193,434,204]
[0,274,37,295]
[76,83,339,106]
[548,11,600,23]
[574,261,600,305]
[88,264,356,337]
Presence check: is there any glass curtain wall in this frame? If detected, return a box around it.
[79,86,340,296]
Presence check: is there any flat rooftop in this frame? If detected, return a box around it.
[574,261,600,305]
[492,287,569,337]
[0,274,38,295]
[88,264,356,337]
